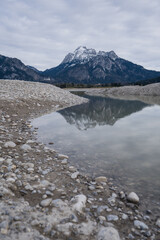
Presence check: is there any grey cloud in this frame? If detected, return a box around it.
[0,0,159,70]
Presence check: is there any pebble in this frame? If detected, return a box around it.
[68,166,76,172]
[25,163,34,168]
[20,144,31,151]
[6,177,16,183]
[97,226,120,240]
[27,168,34,173]
[156,218,160,228]
[127,192,139,204]
[134,220,148,230]
[122,213,128,220]
[39,180,50,187]
[58,154,69,160]
[88,185,95,190]
[0,220,9,235]
[95,176,107,183]
[107,215,119,222]
[61,159,68,164]
[40,198,52,207]
[46,191,53,197]
[72,194,87,212]
[108,196,116,206]
[43,223,52,233]
[48,185,56,191]
[19,189,28,195]
[128,233,135,239]
[71,171,79,179]
[0,157,5,163]
[25,184,33,191]
[98,216,106,222]
[52,199,67,208]
[119,191,125,199]
[31,219,39,226]
[4,141,16,148]
[97,205,109,214]
[26,140,34,143]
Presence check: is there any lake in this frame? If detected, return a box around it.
[32,93,160,209]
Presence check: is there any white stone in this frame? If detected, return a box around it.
[31,219,39,226]
[20,144,31,151]
[27,168,34,173]
[127,192,139,203]
[71,171,79,179]
[6,158,12,164]
[122,213,128,220]
[2,187,15,196]
[108,196,116,206]
[134,220,148,230]
[52,199,67,208]
[88,185,95,190]
[112,193,117,198]
[97,227,120,240]
[25,163,34,168]
[72,194,87,212]
[156,218,160,228]
[98,216,106,222]
[4,141,16,148]
[61,159,68,164]
[6,177,15,183]
[74,220,97,236]
[107,215,119,222]
[26,140,34,144]
[97,205,109,214]
[25,184,33,191]
[56,223,73,237]
[33,180,53,189]
[40,180,50,187]
[0,158,5,163]
[40,198,52,207]
[68,166,77,172]
[58,154,69,160]
[95,176,107,183]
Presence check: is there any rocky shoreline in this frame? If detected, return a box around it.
[0,80,160,239]
[85,83,160,98]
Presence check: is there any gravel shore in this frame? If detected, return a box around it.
[0,80,159,239]
[85,83,160,103]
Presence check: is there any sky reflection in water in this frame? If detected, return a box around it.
[32,95,160,205]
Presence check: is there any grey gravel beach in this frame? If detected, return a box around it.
[85,83,160,96]
[0,80,160,240]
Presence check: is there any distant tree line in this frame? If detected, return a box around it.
[55,82,123,88]
[55,76,160,88]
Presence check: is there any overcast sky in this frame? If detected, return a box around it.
[0,0,160,71]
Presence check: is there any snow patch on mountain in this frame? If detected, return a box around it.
[62,46,119,64]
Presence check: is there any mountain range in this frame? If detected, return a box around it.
[0,46,160,86]
[0,54,45,82]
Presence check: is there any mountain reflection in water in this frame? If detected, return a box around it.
[58,95,150,130]
[32,94,160,209]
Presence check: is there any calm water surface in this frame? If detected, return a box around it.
[32,93,160,207]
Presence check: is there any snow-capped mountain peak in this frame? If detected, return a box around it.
[74,46,97,60]
[44,47,160,85]
[62,46,97,64]
[97,50,118,60]
[62,46,119,64]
